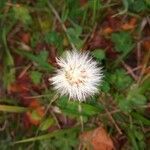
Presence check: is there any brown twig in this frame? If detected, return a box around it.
[99,97,122,134]
[121,60,138,80]
[47,1,77,50]
[137,42,142,71]
[131,65,142,72]
[18,64,32,79]
[100,103,150,117]
[137,49,150,84]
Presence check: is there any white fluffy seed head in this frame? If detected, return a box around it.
[49,51,103,101]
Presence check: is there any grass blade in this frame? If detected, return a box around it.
[0,105,28,113]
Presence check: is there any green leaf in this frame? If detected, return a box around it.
[91,49,105,60]
[13,5,32,25]
[66,25,83,49]
[44,31,62,49]
[132,1,147,12]
[127,84,147,107]
[0,0,6,9]
[52,131,78,150]
[57,96,103,117]
[145,0,150,7]
[140,77,150,94]
[37,51,48,62]
[39,117,55,131]
[132,112,150,126]
[30,32,42,48]
[109,69,132,90]
[100,81,110,93]
[129,93,146,106]
[127,0,147,13]
[116,95,132,112]
[111,31,134,53]
[30,110,42,121]
[30,71,42,85]
[44,31,58,44]
[116,84,147,112]
[127,127,145,150]
[15,50,53,71]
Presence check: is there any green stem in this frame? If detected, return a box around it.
[0,105,28,113]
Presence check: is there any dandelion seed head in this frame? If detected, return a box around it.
[49,51,103,101]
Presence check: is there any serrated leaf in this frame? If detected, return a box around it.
[116,95,132,112]
[100,81,110,93]
[30,71,42,85]
[66,25,83,49]
[111,31,134,53]
[116,84,147,112]
[127,84,147,107]
[91,49,105,60]
[44,31,62,49]
[109,69,132,90]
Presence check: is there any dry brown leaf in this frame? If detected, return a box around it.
[103,27,113,34]
[80,127,114,150]
[26,107,45,126]
[122,18,137,30]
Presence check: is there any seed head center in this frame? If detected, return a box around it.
[65,67,87,86]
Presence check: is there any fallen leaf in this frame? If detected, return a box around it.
[26,112,40,126]
[26,106,45,126]
[20,32,31,44]
[103,27,113,34]
[80,127,114,150]
[29,99,42,108]
[122,18,137,30]
[27,99,45,126]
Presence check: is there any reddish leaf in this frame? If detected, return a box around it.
[122,18,137,30]
[26,106,45,126]
[103,27,113,34]
[29,99,42,108]
[80,127,114,150]
[20,32,31,44]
